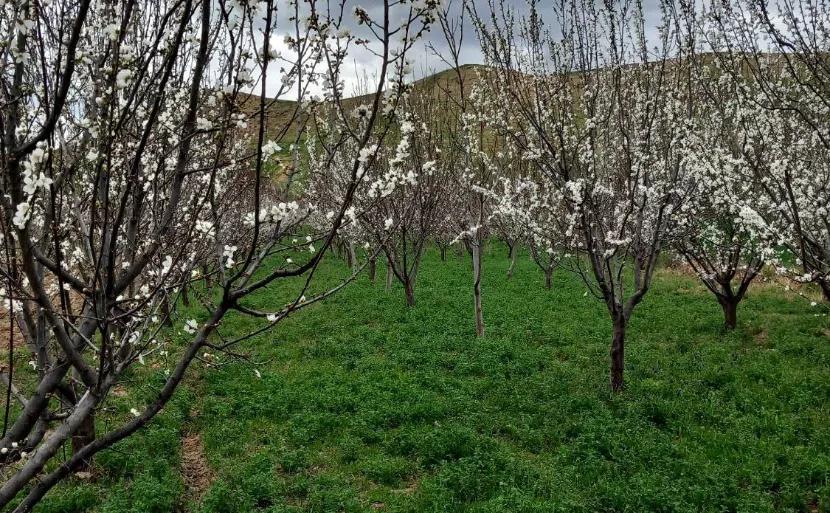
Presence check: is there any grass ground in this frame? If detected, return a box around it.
[25,244,830,513]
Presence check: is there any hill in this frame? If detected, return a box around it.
[238,64,487,143]
[237,51,799,145]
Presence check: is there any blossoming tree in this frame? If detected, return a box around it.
[668,44,778,330]
[702,0,830,302]
[0,0,438,508]
[474,0,694,390]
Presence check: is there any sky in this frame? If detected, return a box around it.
[255,0,719,99]
[258,0,488,98]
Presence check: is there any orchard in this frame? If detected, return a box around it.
[1,0,829,511]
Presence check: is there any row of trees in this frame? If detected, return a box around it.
[311,0,829,392]
[0,0,441,508]
[1,0,828,508]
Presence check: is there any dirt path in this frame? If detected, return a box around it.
[180,430,214,508]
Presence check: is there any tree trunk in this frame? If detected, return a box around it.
[456,244,464,263]
[203,267,212,289]
[610,317,626,392]
[440,246,447,262]
[507,245,518,279]
[71,412,95,472]
[472,243,484,337]
[386,258,394,292]
[404,280,416,308]
[821,279,830,302]
[544,268,552,290]
[181,283,190,307]
[160,295,173,327]
[368,258,376,281]
[348,241,358,273]
[720,298,739,331]
[24,416,48,453]
[1,369,65,456]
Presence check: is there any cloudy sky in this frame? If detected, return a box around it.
[256,0,729,99]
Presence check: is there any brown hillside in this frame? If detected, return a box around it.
[238,64,486,142]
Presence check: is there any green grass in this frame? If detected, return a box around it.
[30,244,830,513]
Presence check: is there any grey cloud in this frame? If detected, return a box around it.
[261,0,670,97]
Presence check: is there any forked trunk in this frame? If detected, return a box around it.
[71,412,95,472]
[720,298,739,331]
[610,317,626,392]
[0,313,99,454]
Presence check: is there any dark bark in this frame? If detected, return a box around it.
[440,246,447,261]
[0,365,67,456]
[0,313,98,455]
[181,283,190,307]
[610,317,626,392]
[821,280,830,302]
[544,269,552,290]
[0,389,104,509]
[368,258,376,281]
[720,298,739,331]
[71,412,95,471]
[23,417,47,453]
[404,280,416,308]
[160,295,173,327]
[0,305,227,511]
